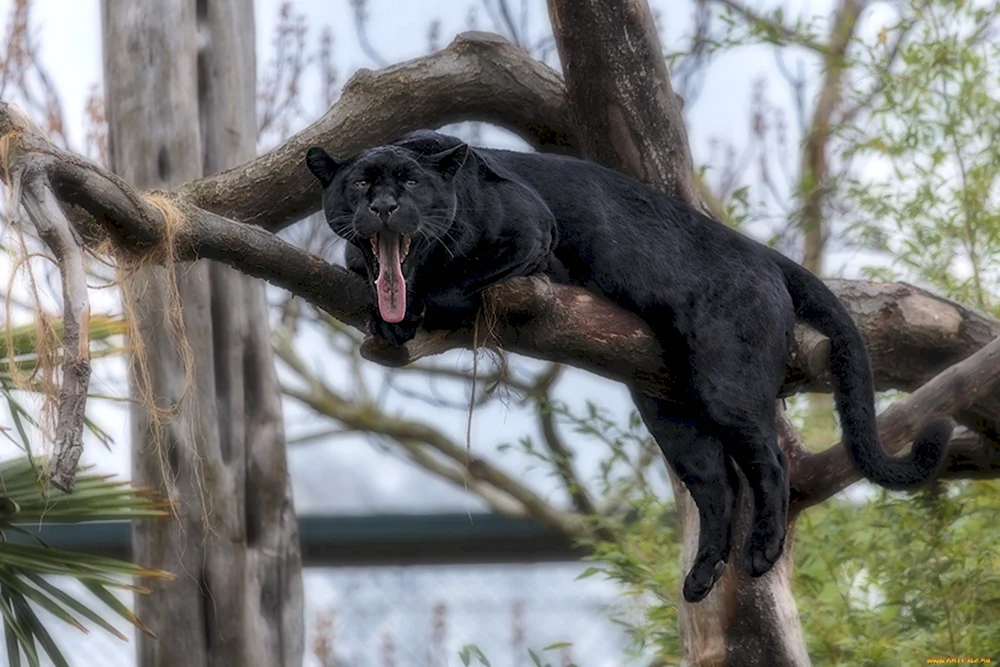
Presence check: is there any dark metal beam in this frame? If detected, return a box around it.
[6,514,581,566]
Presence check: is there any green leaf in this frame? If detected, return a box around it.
[23,575,127,641]
[4,613,20,667]
[10,594,70,667]
[575,566,602,580]
[82,582,155,638]
[0,591,39,667]
[543,641,573,650]
[0,571,84,634]
[458,644,491,666]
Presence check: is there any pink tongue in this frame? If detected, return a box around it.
[375,232,406,323]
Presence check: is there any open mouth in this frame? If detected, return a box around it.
[370,232,412,324]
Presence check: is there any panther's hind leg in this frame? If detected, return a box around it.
[686,296,793,579]
[707,411,789,577]
[692,352,788,577]
[631,390,740,603]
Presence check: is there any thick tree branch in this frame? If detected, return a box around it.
[939,428,1000,480]
[177,31,577,232]
[547,0,700,206]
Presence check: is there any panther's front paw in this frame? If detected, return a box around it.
[369,316,421,348]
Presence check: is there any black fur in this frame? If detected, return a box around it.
[306,130,952,603]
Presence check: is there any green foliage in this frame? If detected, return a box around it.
[579,499,683,663]
[459,642,581,667]
[545,401,1000,665]
[795,481,1000,664]
[0,456,172,667]
[842,0,1000,314]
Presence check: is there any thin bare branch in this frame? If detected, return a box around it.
[798,0,865,273]
[274,335,584,532]
[18,175,91,491]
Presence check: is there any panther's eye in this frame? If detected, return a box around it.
[403,180,417,189]
[353,180,369,189]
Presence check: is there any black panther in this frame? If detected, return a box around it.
[305,130,952,603]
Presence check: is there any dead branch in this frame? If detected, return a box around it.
[18,174,90,491]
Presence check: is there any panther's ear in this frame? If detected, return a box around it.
[425,143,469,180]
[305,146,341,187]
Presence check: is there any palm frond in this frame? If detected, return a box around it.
[0,313,169,666]
[0,457,172,666]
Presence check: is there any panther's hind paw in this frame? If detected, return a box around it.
[682,558,727,603]
[745,531,785,577]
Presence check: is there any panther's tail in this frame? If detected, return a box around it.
[770,250,952,489]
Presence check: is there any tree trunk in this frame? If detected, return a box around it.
[102,2,303,666]
[547,1,810,664]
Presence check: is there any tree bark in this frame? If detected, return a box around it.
[547,0,700,207]
[102,2,302,665]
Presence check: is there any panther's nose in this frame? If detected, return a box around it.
[370,198,398,223]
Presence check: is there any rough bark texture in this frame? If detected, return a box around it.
[196,1,303,663]
[19,178,91,490]
[102,1,302,665]
[547,0,701,207]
